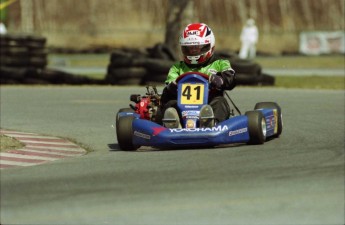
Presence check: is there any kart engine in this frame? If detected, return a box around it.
[130,86,161,122]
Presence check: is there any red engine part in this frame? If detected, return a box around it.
[135,97,151,120]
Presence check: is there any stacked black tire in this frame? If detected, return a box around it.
[106,45,274,86]
[1,34,100,85]
[215,50,275,86]
[1,34,47,84]
[106,44,177,85]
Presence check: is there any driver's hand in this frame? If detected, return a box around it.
[209,74,224,90]
[220,69,235,78]
[166,81,177,93]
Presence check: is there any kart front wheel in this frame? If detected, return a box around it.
[245,110,266,144]
[116,108,134,125]
[116,115,139,151]
[254,102,283,137]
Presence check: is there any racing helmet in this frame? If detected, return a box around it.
[179,23,215,66]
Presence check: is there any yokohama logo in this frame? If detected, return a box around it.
[170,125,228,133]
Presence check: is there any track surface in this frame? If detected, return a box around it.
[1,86,344,225]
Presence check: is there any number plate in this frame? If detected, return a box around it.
[180,83,205,105]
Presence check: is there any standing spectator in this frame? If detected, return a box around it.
[239,18,258,59]
[0,21,7,34]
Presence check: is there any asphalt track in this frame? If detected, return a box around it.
[0,85,344,225]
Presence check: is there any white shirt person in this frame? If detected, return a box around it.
[239,19,259,59]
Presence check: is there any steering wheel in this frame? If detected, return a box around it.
[175,72,210,83]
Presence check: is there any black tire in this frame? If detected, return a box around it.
[106,67,147,85]
[116,115,139,151]
[214,50,239,61]
[4,57,30,67]
[1,78,19,84]
[109,57,134,67]
[143,74,166,85]
[110,50,133,61]
[107,67,147,79]
[231,60,261,75]
[149,43,177,61]
[257,73,275,86]
[116,108,135,126]
[5,34,28,46]
[6,46,29,56]
[116,78,143,85]
[254,102,283,137]
[29,48,49,58]
[236,73,260,85]
[143,58,173,73]
[22,78,50,85]
[29,57,48,68]
[0,67,29,80]
[245,110,266,144]
[27,35,47,47]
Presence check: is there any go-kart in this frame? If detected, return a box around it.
[116,72,282,150]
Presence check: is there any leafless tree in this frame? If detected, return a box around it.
[20,0,34,33]
[164,0,194,58]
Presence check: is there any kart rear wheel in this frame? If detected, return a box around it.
[254,102,283,137]
[116,115,139,151]
[245,110,266,144]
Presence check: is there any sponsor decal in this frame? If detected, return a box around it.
[228,127,248,136]
[208,69,217,75]
[182,110,199,117]
[184,41,201,45]
[152,127,167,136]
[185,116,198,119]
[186,119,195,128]
[185,105,199,109]
[273,109,278,133]
[187,30,200,36]
[265,114,276,131]
[134,131,151,140]
[170,125,228,133]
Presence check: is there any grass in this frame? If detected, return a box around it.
[274,76,345,90]
[254,55,344,69]
[48,54,109,67]
[0,134,25,152]
[49,54,345,69]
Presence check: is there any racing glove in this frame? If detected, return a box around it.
[209,74,224,90]
[166,81,177,94]
[217,69,236,90]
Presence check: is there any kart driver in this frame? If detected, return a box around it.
[160,23,236,128]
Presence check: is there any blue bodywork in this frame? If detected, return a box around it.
[118,108,278,148]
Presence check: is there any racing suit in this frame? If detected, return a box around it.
[159,56,236,124]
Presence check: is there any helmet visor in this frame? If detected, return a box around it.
[181,44,211,56]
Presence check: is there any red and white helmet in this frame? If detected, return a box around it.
[179,23,215,66]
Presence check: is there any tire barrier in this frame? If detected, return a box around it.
[106,46,274,86]
[0,67,104,85]
[0,34,103,85]
[106,44,175,85]
[0,35,274,86]
[0,34,47,69]
[214,50,275,86]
